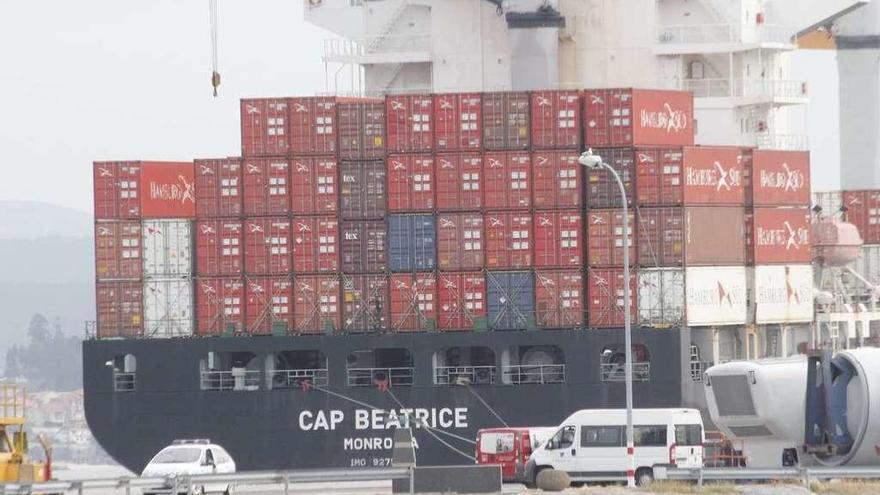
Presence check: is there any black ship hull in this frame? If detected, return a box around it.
[83,328,694,473]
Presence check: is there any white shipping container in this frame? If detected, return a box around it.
[144,278,194,338]
[143,219,193,277]
[749,265,814,324]
[685,266,748,327]
[638,268,684,327]
[849,245,880,295]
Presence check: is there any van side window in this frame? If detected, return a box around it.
[675,424,703,446]
[204,449,215,465]
[548,426,576,449]
[634,425,667,447]
[580,426,623,447]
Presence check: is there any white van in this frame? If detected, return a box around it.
[525,408,704,486]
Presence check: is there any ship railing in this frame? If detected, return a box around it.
[113,372,136,392]
[346,367,414,387]
[501,364,566,385]
[749,133,810,151]
[84,320,97,340]
[200,370,262,391]
[323,34,431,62]
[434,366,497,386]
[657,23,792,45]
[600,362,651,382]
[269,369,329,389]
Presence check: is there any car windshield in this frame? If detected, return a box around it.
[152,447,202,464]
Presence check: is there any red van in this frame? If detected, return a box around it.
[476,427,556,482]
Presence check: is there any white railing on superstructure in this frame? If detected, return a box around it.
[750,133,810,151]
[269,369,329,388]
[681,78,808,99]
[323,34,431,63]
[434,366,497,386]
[501,364,566,385]
[347,367,414,387]
[657,24,792,45]
[600,362,651,382]
[200,370,261,391]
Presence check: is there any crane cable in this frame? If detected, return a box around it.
[209,0,221,97]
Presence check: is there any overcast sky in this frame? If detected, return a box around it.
[0,0,329,213]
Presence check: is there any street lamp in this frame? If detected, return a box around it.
[579,148,635,488]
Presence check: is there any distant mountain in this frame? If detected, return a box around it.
[0,201,91,239]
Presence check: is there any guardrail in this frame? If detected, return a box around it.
[0,467,414,495]
[656,466,880,487]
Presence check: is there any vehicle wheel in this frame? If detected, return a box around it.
[636,467,654,487]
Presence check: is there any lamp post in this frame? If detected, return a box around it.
[579,149,635,488]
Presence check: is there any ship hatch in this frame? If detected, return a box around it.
[434,346,496,385]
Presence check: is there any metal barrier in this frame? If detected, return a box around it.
[200,370,261,391]
[269,368,329,389]
[501,364,565,384]
[434,366,496,386]
[347,367,414,387]
[656,466,880,488]
[600,362,651,382]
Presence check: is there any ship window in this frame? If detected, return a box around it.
[200,351,260,391]
[600,344,651,382]
[110,354,136,392]
[267,350,328,389]
[500,345,565,385]
[347,348,414,387]
[433,346,496,385]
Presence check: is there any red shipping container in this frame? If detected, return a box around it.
[244,218,292,275]
[340,220,388,273]
[96,280,143,338]
[435,153,483,211]
[386,95,434,153]
[94,161,142,219]
[196,220,244,276]
[195,158,243,218]
[843,190,880,243]
[746,150,810,206]
[240,98,290,156]
[637,207,683,267]
[587,148,635,208]
[390,273,438,332]
[483,92,530,150]
[340,160,387,220]
[583,88,694,148]
[433,93,482,151]
[634,148,685,206]
[587,210,636,267]
[535,270,585,328]
[243,158,291,216]
[289,96,338,155]
[290,156,338,215]
[747,207,812,264]
[530,90,581,149]
[245,276,294,334]
[638,206,746,266]
[195,277,245,336]
[139,161,196,218]
[293,275,341,335]
[533,211,583,268]
[682,147,745,205]
[532,151,581,209]
[484,212,533,269]
[436,272,487,331]
[437,213,484,271]
[587,268,636,328]
[484,151,532,209]
[338,99,385,160]
[292,217,340,273]
[387,154,435,212]
[341,274,390,333]
[94,221,142,280]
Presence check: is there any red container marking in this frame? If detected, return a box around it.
[240,98,290,156]
[436,272,487,331]
[484,151,532,209]
[437,213,484,271]
[96,280,143,338]
[584,88,694,148]
[587,268,636,328]
[747,150,810,206]
[434,93,482,151]
[243,158,291,216]
[435,153,483,211]
[484,212,533,269]
[293,275,341,335]
[682,147,745,205]
[290,156,338,215]
[289,96,338,155]
[340,220,388,273]
[390,273,438,332]
[387,154,435,212]
[634,148,685,206]
[195,277,245,336]
[94,161,142,219]
[292,217,340,273]
[533,211,583,268]
[587,209,636,267]
[586,148,636,208]
[196,220,244,276]
[386,95,434,153]
[747,207,812,264]
[341,274,390,333]
[530,90,581,149]
[535,270,585,328]
[94,221,142,280]
[338,99,386,160]
[340,160,387,220]
[139,161,196,218]
[244,218,292,275]
[532,151,581,209]
[245,276,294,334]
[195,158,243,218]
[483,92,530,150]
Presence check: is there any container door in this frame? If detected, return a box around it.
[543,425,578,475]
[673,424,703,468]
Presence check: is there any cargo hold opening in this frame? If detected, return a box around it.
[433,346,496,385]
[500,345,565,384]
[266,350,328,389]
[600,344,651,382]
[200,351,260,391]
[346,348,414,387]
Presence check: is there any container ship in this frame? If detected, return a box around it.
[84,0,880,473]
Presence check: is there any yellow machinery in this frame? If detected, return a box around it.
[0,384,49,483]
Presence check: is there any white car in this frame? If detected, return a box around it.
[141,440,236,495]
